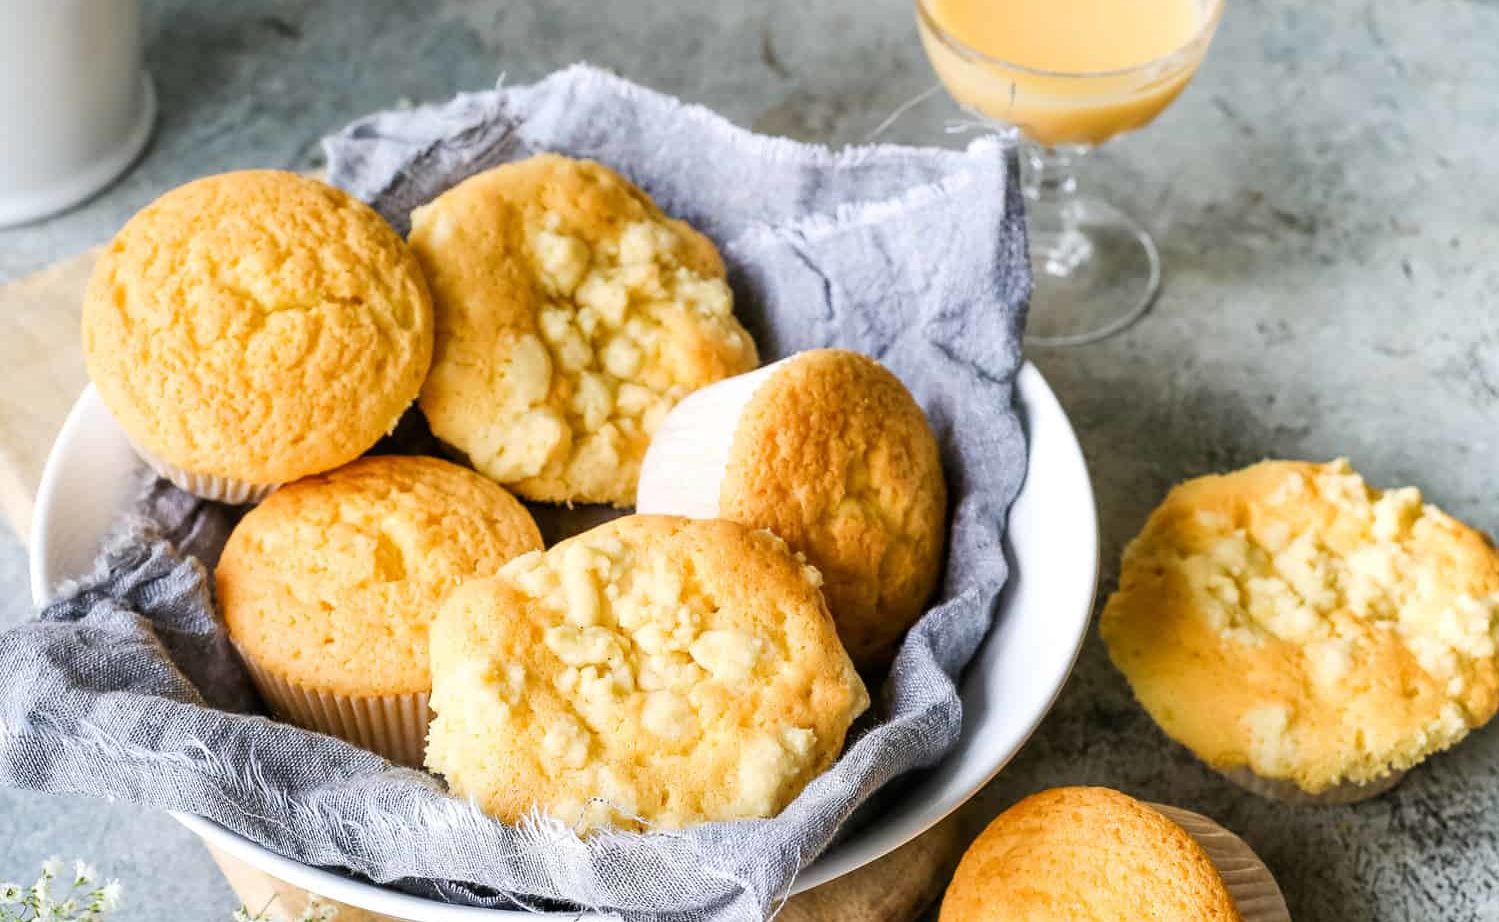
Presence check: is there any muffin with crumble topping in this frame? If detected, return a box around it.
[409,154,758,508]
[425,514,868,831]
[1102,459,1499,803]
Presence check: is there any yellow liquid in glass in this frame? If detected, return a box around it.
[919,0,1210,147]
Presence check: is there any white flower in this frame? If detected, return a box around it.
[73,862,97,886]
[0,861,127,920]
[234,898,281,922]
[98,880,123,911]
[295,900,338,922]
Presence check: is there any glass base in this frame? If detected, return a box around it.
[1024,195,1161,348]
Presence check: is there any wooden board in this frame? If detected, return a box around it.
[0,246,97,540]
[209,815,959,921]
[0,249,963,920]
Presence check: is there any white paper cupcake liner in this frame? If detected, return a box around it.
[239,656,430,768]
[125,436,277,505]
[1221,765,1406,805]
[1151,803,1290,922]
[635,358,788,516]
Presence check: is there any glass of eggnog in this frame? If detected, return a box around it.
[917,0,1224,346]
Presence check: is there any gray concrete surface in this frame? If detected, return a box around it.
[2,0,1497,918]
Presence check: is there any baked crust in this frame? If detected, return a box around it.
[83,170,433,485]
[940,787,1241,922]
[720,350,947,670]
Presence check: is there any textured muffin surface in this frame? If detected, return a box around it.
[216,455,542,697]
[723,350,947,670]
[410,154,757,507]
[425,514,869,831]
[82,170,434,485]
[1102,459,1499,793]
[940,787,1241,922]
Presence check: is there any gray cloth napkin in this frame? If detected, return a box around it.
[0,65,1029,921]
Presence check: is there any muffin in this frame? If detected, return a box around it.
[410,153,758,507]
[425,514,869,831]
[1103,459,1499,803]
[215,455,542,764]
[410,155,755,509]
[82,170,434,502]
[940,787,1288,922]
[636,349,947,671]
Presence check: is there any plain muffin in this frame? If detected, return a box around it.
[83,170,433,501]
[216,455,542,764]
[1102,459,1499,802]
[941,787,1279,922]
[409,153,758,507]
[637,349,947,671]
[425,514,869,831]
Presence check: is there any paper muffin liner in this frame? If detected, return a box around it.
[1151,803,1290,922]
[239,656,430,768]
[125,436,278,505]
[635,358,789,516]
[1221,765,1406,805]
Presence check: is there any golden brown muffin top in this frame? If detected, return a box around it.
[1102,459,1499,793]
[410,154,757,507]
[425,514,868,831]
[720,349,947,670]
[82,170,433,485]
[216,455,542,696]
[940,787,1241,922]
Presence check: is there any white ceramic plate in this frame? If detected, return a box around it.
[30,362,1097,921]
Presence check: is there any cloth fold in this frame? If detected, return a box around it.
[0,65,1029,921]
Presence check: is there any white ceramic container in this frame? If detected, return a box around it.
[30,362,1098,920]
[0,0,156,227]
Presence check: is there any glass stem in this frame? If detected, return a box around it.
[1022,145,1093,279]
